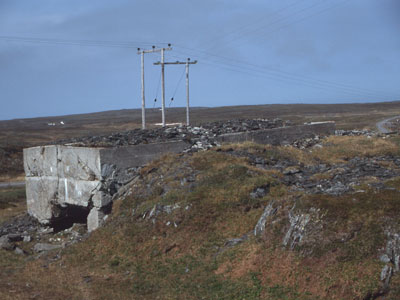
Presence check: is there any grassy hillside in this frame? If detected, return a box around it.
[1,135,400,299]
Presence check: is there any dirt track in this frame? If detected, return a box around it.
[376,115,400,133]
[0,181,25,188]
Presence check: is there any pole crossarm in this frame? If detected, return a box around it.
[138,47,172,54]
[154,60,197,65]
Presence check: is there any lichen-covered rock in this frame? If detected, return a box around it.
[380,232,400,287]
[33,242,63,252]
[0,235,14,251]
[254,202,277,236]
[282,209,311,250]
[384,233,400,272]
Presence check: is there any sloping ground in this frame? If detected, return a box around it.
[1,135,400,299]
[2,101,400,179]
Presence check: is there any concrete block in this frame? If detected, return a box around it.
[57,178,101,207]
[26,176,58,224]
[87,207,105,232]
[58,146,101,180]
[92,191,112,208]
[23,146,58,177]
[24,140,190,229]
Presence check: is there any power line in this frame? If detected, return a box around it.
[255,0,351,41]
[173,46,397,100]
[153,71,162,108]
[186,0,382,99]
[206,1,350,54]
[198,59,384,99]
[203,0,302,51]
[194,57,390,102]
[0,35,168,49]
[169,52,368,98]
[170,67,186,101]
[177,49,397,101]
[206,0,328,52]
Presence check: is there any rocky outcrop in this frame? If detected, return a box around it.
[380,232,400,288]
[223,146,400,196]
[282,209,311,250]
[254,202,277,236]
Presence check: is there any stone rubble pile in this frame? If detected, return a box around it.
[55,118,289,151]
[290,135,322,149]
[0,213,87,254]
[335,129,377,136]
[292,128,395,149]
[0,214,38,238]
[224,146,400,196]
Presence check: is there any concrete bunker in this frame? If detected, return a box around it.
[23,122,336,232]
[24,141,189,231]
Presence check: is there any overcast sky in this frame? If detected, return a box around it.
[0,0,399,120]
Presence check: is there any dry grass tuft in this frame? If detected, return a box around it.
[313,136,399,164]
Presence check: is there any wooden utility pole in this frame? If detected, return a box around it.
[154,58,197,126]
[140,50,145,129]
[137,45,172,129]
[161,48,166,126]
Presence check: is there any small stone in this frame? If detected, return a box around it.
[0,235,14,251]
[283,168,301,175]
[82,276,92,284]
[225,236,248,247]
[380,254,391,263]
[14,247,25,255]
[7,234,23,242]
[380,265,393,284]
[33,243,62,252]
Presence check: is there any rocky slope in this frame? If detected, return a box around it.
[1,133,400,299]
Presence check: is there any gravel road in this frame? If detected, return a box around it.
[376,116,400,133]
[0,181,25,188]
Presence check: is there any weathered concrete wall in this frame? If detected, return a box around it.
[216,122,335,145]
[24,141,188,230]
[99,141,188,170]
